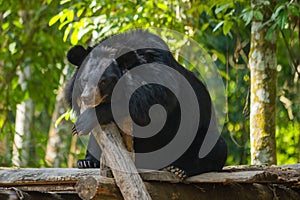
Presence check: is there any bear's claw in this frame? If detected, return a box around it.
[72,125,78,135]
[77,159,100,168]
[163,165,187,180]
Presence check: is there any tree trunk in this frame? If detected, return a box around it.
[12,67,34,167]
[67,135,78,168]
[249,0,277,165]
[45,85,65,167]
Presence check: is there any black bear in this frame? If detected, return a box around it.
[65,30,227,178]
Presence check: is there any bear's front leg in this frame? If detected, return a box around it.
[73,104,113,168]
[72,103,113,135]
[77,134,101,168]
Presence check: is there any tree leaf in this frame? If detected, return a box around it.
[67,10,74,22]
[223,20,233,35]
[70,28,79,45]
[241,9,253,25]
[213,21,224,32]
[201,23,210,32]
[157,3,168,11]
[55,111,69,128]
[1,22,9,30]
[60,0,71,5]
[271,4,285,21]
[58,20,70,30]
[254,10,263,21]
[77,8,85,17]
[278,12,288,30]
[215,3,233,14]
[63,25,71,42]
[49,14,60,26]
[265,23,277,40]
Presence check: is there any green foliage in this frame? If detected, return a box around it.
[0,0,69,166]
[0,1,67,113]
[49,0,188,45]
[276,122,300,164]
[0,0,299,167]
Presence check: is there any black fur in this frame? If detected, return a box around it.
[67,45,93,66]
[65,30,227,177]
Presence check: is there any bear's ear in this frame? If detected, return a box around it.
[67,45,91,67]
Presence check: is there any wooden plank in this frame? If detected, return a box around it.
[186,170,280,183]
[0,164,299,185]
[0,166,299,200]
[0,168,112,185]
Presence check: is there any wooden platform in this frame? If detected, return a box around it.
[0,164,299,200]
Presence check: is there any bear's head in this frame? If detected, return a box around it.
[74,45,122,108]
[68,30,173,111]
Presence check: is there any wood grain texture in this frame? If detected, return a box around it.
[93,123,151,200]
[0,165,299,199]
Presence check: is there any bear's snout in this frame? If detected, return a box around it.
[81,84,103,107]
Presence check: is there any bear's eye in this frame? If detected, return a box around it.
[99,80,107,88]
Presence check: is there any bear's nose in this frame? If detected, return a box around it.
[80,85,97,106]
[80,93,92,104]
[80,84,103,107]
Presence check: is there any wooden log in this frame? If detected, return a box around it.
[98,116,133,178]
[79,102,150,199]
[92,123,151,200]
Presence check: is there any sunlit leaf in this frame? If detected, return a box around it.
[157,3,168,11]
[3,10,11,19]
[55,111,70,128]
[201,23,210,32]
[49,14,60,26]
[8,42,17,54]
[272,4,285,21]
[213,21,224,32]
[67,10,74,22]
[1,22,9,30]
[0,115,5,129]
[137,6,143,13]
[77,8,85,17]
[11,77,19,90]
[215,3,233,14]
[61,0,71,5]
[63,25,72,42]
[70,29,79,45]
[13,20,23,28]
[218,69,230,80]
[58,20,70,30]
[60,10,68,23]
[223,20,233,35]
[241,9,253,25]
[97,24,112,37]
